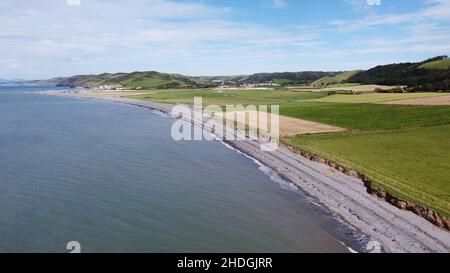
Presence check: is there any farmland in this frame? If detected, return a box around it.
[124,88,450,217]
[128,88,328,105]
[283,125,450,216]
[312,92,449,104]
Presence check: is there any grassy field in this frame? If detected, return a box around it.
[281,102,450,130]
[125,88,450,216]
[129,89,450,130]
[128,89,328,105]
[283,126,450,216]
[125,78,182,89]
[312,92,448,104]
[287,84,399,93]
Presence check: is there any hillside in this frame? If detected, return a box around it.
[0,79,28,85]
[23,56,450,91]
[54,72,200,89]
[28,71,339,89]
[238,71,339,86]
[312,70,362,88]
[56,74,119,88]
[419,58,450,70]
[192,75,246,86]
[193,72,338,87]
[347,56,450,91]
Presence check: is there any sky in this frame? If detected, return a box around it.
[1,0,450,79]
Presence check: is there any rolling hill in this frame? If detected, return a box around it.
[193,72,339,87]
[237,72,339,86]
[23,56,450,91]
[54,71,200,89]
[312,70,362,88]
[419,58,450,70]
[27,71,339,89]
[346,56,450,91]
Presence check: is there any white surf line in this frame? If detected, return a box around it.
[73,94,366,252]
[60,94,450,253]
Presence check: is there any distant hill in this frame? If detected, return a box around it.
[193,72,338,87]
[25,77,68,86]
[192,75,247,86]
[23,56,449,91]
[0,79,27,85]
[237,72,339,86]
[346,56,450,91]
[28,71,338,89]
[51,71,200,89]
[312,70,362,88]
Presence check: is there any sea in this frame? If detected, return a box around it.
[0,86,364,253]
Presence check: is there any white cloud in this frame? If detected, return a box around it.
[0,0,449,79]
[0,59,22,72]
[272,0,287,8]
[0,0,324,78]
[344,0,381,12]
[66,0,81,6]
[366,0,381,6]
[335,0,450,30]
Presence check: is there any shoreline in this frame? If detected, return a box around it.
[57,92,450,253]
[215,137,366,253]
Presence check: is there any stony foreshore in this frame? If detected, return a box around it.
[61,93,450,253]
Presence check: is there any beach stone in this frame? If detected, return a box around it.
[443,218,450,230]
[426,210,444,228]
[375,189,387,199]
[395,200,408,210]
[349,170,359,178]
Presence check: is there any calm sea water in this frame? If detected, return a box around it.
[0,86,360,253]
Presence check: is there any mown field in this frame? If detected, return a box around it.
[126,89,450,216]
[281,102,450,130]
[283,126,450,216]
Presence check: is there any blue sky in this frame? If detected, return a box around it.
[1,0,449,79]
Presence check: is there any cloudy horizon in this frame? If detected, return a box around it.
[1,0,450,79]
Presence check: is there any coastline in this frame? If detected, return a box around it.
[57,92,450,253]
